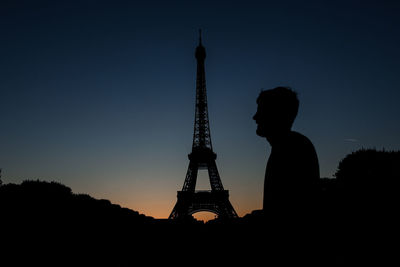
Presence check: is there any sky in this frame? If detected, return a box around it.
[1,0,399,220]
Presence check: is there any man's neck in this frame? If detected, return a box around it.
[266,130,292,147]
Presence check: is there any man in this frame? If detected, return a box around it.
[253,87,320,218]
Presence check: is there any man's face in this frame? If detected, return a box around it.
[253,101,286,139]
[253,102,274,138]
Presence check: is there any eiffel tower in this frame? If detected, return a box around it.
[169,31,238,220]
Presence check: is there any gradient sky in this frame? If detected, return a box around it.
[1,0,399,219]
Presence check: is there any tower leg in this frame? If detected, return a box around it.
[207,160,224,191]
[182,161,198,192]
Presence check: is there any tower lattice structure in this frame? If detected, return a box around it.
[169,31,238,220]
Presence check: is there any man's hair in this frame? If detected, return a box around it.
[257,87,299,127]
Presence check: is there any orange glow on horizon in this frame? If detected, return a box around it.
[125,203,254,220]
[193,211,217,222]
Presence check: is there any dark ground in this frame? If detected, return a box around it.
[1,149,398,266]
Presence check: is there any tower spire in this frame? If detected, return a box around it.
[193,28,210,149]
[199,29,202,45]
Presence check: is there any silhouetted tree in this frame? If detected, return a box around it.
[0,180,160,264]
[333,149,400,265]
[335,148,399,206]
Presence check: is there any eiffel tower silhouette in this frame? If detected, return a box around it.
[169,30,238,220]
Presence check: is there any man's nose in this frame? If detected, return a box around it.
[253,113,257,121]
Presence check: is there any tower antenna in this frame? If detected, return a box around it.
[199,29,202,45]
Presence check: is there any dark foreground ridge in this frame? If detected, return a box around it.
[1,149,399,266]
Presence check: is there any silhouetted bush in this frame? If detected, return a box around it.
[334,148,399,215]
[335,148,400,191]
[0,180,163,264]
[331,149,399,265]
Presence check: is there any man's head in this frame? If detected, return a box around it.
[253,87,299,140]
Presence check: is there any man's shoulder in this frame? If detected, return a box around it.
[288,131,316,151]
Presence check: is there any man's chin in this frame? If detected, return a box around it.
[256,128,267,137]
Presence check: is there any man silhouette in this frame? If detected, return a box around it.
[253,87,319,219]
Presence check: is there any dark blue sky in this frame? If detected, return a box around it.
[1,0,399,218]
